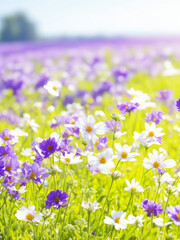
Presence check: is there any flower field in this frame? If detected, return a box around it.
[1,39,180,239]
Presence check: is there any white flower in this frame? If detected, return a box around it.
[47,105,55,113]
[21,114,39,132]
[143,149,176,170]
[153,218,172,227]
[134,123,164,147]
[88,148,115,174]
[77,115,107,144]
[44,81,62,97]
[21,148,33,157]
[15,206,43,223]
[124,179,144,193]
[128,88,156,110]
[127,214,144,227]
[81,200,100,213]
[95,111,105,117]
[104,210,127,230]
[115,143,139,162]
[60,152,82,165]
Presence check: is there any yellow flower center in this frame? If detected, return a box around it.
[86,126,93,133]
[53,86,57,91]
[148,131,154,137]
[153,161,160,168]
[71,119,75,124]
[125,106,128,109]
[65,158,71,163]
[177,213,180,220]
[3,136,9,140]
[132,187,137,192]
[153,118,157,121]
[121,152,128,159]
[95,140,99,145]
[99,157,106,164]
[2,154,7,157]
[148,208,153,212]
[115,217,120,223]
[30,172,36,179]
[26,213,34,221]
[6,166,12,171]
[55,197,60,202]
[47,145,52,151]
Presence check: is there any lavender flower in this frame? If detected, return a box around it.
[156,89,173,102]
[167,205,180,225]
[105,120,122,132]
[141,199,164,217]
[117,102,139,114]
[145,111,164,124]
[21,162,49,185]
[0,129,14,145]
[176,98,180,111]
[45,190,69,209]
[39,137,58,158]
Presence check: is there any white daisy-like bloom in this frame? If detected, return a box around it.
[95,111,106,117]
[21,114,39,132]
[104,210,127,230]
[134,123,165,147]
[60,152,82,165]
[21,148,33,157]
[81,200,100,213]
[127,214,144,227]
[77,115,107,144]
[66,103,83,114]
[128,88,156,110]
[153,218,172,227]
[115,143,139,162]
[88,148,115,174]
[47,105,55,113]
[44,80,62,97]
[124,179,144,193]
[154,173,175,185]
[143,149,176,170]
[15,206,43,223]
[11,128,28,137]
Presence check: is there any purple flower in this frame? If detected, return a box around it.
[0,145,16,160]
[0,129,14,145]
[95,136,108,150]
[167,205,180,225]
[21,162,49,185]
[45,190,69,209]
[156,89,173,102]
[39,137,58,158]
[105,120,122,132]
[88,164,100,175]
[3,176,18,188]
[4,157,20,176]
[141,199,164,217]
[145,111,164,124]
[117,102,139,114]
[8,189,20,200]
[176,98,180,111]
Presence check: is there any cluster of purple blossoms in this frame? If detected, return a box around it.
[0,128,15,145]
[39,137,58,158]
[45,190,69,209]
[105,119,122,132]
[145,111,164,124]
[141,199,164,217]
[21,162,49,185]
[156,89,173,102]
[176,98,180,112]
[117,101,139,114]
[167,205,180,225]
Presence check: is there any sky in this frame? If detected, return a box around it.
[0,0,180,37]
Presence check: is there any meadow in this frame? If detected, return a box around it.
[0,39,180,239]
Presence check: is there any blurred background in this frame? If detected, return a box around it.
[0,0,180,42]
